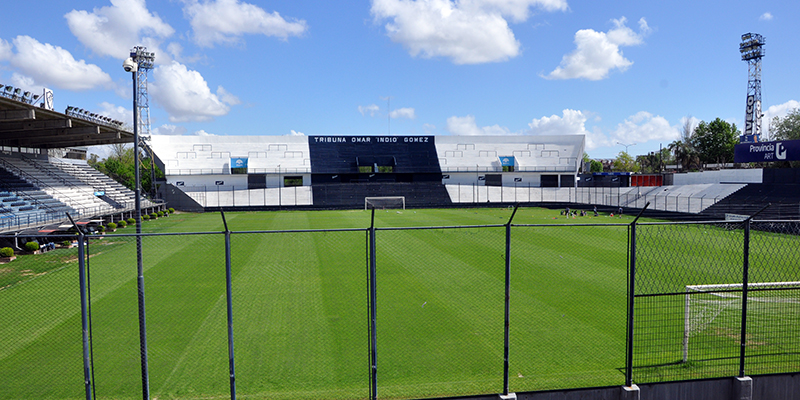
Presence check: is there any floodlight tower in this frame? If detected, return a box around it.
[123,45,155,400]
[130,47,157,199]
[740,33,765,143]
[131,46,155,138]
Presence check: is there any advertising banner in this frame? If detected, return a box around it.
[734,139,800,163]
[231,157,248,169]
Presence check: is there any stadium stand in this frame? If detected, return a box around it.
[702,183,800,219]
[0,152,160,232]
[0,165,76,230]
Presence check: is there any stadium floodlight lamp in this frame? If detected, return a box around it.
[4,86,12,93]
[32,94,39,101]
[13,88,21,95]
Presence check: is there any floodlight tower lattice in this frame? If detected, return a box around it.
[131,47,157,198]
[131,46,154,138]
[740,33,765,143]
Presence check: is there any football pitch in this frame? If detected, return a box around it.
[0,207,795,400]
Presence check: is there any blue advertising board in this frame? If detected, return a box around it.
[231,157,248,168]
[734,139,800,163]
[500,156,515,167]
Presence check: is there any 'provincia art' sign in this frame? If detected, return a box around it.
[734,140,800,163]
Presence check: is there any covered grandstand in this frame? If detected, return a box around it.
[0,91,162,234]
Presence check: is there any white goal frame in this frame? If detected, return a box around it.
[683,281,800,362]
[365,196,405,210]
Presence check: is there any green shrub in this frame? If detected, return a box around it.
[24,241,39,252]
[157,211,164,217]
[0,247,13,257]
[107,222,117,230]
[98,225,106,232]
[117,220,127,228]
[168,208,175,213]
[62,240,71,247]
[127,217,136,224]
[142,214,150,221]
[150,212,158,219]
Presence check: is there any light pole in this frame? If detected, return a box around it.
[123,46,154,400]
[616,141,636,155]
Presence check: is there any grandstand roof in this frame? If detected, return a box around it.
[0,96,133,149]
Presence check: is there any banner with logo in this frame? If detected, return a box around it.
[500,156,515,167]
[734,139,800,163]
[231,157,248,169]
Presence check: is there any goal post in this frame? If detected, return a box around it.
[683,281,800,363]
[365,196,405,210]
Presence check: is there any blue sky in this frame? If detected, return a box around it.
[1,0,798,159]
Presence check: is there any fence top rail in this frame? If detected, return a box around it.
[376,224,506,231]
[230,227,369,235]
[635,220,740,226]
[512,222,630,228]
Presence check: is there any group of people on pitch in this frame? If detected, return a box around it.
[561,206,623,218]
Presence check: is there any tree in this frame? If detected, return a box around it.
[771,108,800,140]
[691,118,739,165]
[612,151,640,173]
[668,140,699,171]
[590,159,603,173]
[91,145,163,196]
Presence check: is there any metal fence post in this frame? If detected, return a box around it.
[75,220,93,400]
[625,203,649,387]
[503,205,519,395]
[221,212,237,399]
[739,204,770,377]
[368,210,378,400]
[739,218,751,378]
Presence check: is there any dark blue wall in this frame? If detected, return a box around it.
[308,136,441,175]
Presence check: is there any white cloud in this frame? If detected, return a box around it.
[764,100,800,123]
[0,39,12,61]
[150,61,233,122]
[759,12,773,21]
[423,123,436,133]
[97,102,134,126]
[216,86,241,105]
[192,129,215,136]
[290,130,305,136]
[526,109,610,149]
[446,115,510,135]
[9,73,44,95]
[610,111,680,144]
[5,36,112,91]
[152,124,187,136]
[359,104,380,116]
[184,0,307,47]
[544,17,649,80]
[371,0,567,65]
[527,109,586,135]
[65,0,174,59]
[390,107,416,119]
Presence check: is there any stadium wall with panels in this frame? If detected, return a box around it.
[150,135,586,210]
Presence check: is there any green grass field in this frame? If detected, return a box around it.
[0,208,797,400]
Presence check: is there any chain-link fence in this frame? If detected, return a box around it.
[629,219,800,384]
[1,211,799,400]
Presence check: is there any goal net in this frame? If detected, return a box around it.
[365,196,405,210]
[683,281,800,363]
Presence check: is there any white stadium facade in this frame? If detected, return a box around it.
[149,134,586,210]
